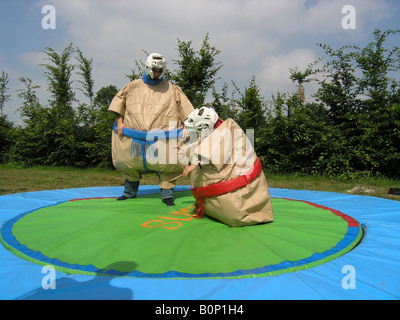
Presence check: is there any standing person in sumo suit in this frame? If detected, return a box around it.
[108,53,194,206]
[180,107,274,227]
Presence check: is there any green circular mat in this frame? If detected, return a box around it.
[3,190,362,279]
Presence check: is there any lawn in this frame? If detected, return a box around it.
[0,164,399,201]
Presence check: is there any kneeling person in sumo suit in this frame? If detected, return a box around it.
[180,107,274,227]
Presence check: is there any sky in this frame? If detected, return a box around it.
[1,0,399,125]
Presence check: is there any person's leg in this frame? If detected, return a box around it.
[117,179,140,201]
[158,173,177,206]
[160,188,175,206]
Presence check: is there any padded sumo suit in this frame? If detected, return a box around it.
[182,117,274,227]
[108,77,194,190]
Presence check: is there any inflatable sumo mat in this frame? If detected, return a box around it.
[1,186,399,300]
[1,191,362,279]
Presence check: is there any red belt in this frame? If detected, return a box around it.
[191,157,263,218]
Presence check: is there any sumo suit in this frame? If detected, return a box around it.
[108,72,194,200]
[182,118,274,227]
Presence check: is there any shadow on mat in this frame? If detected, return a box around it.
[19,261,137,300]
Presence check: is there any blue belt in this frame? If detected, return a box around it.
[113,122,183,171]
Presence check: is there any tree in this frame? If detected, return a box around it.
[209,82,238,121]
[353,29,400,111]
[351,29,400,176]
[312,28,400,177]
[40,43,80,166]
[41,43,76,112]
[256,92,290,172]
[76,48,96,129]
[14,78,52,165]
[232,75,267,130]
[170,33,222,108]
[289,59,320,102]
[0,70,13,163]
[315,43,360,124]
[0,70,11,116]
[76,48,95,105]
[77,85,119,167]
[17,77,42,123]
[0,114,14,163]
[93,85,119,112]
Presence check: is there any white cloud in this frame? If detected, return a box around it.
[17,0,400,99]
[18,51,46,70]
[258,48,318,98]
[1,0,395,126]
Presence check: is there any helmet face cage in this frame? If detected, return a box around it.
[184,107,219,138]
[145,53,166,79]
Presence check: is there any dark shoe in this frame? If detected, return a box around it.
[162,198,175,206]
[117,195,129,201]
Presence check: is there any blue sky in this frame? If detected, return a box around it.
[1,0,399,124]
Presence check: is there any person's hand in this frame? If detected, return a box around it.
[182,127,190,141]
[183,164,197,178]
[117,122,127,135]
[175,143,184,154]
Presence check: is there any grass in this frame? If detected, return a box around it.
[0,164,189,195]
[264,172,400,201]
[0,164,399,201]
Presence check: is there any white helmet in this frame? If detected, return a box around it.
[184,107,219,137]
[145,53,166,79]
